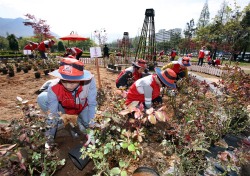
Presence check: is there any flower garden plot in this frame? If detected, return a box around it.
[0,64,249,176]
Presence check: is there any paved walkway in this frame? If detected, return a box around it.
[189,71,222,95]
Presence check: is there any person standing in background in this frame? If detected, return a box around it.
[103,44,110,66]
[198,46,205,66]
[170,48,177,61]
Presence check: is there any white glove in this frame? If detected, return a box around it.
[84,133,95,147]
[168,90,176,97]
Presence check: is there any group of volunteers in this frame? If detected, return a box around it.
[36,51,191,148]
[24,39,83,60]
[24,39,55,59]
[35,45,194,154]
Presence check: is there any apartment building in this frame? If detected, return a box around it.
[155,28,181,42]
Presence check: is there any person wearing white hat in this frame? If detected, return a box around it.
[37,58,97,149]
[116,59,147,88]
[161,56,191,80]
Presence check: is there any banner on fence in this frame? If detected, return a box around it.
[90,47,102,58]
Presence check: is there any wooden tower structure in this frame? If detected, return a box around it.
[121,32,130,63]
[135,8,156,62]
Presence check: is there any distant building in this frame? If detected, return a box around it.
[155,28,181,42]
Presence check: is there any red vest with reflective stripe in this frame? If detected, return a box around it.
[51,83,89,115]
[125,75,160,105]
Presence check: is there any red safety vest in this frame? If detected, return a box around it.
[24,44,32,50]
[125,75,160,106]
[51,83,89,115]
[171,51,177,57]
[199,50,205,58]
[171,63,186,74]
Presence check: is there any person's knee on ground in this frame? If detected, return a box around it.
[37,91,49,112]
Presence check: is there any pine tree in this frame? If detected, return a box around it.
[197,1,210,28]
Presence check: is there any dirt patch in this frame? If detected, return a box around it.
[0,64,122,175]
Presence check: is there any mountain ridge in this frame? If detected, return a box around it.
[0,17,59,39]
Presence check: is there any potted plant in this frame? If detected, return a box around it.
[6,63,15,77]
[34,71,41,78]
[117,65,122,71]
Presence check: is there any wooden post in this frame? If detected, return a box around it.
[95,57,102,88]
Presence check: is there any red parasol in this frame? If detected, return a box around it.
[60,31,89,41]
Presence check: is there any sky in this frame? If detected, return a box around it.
[0,0,249,43]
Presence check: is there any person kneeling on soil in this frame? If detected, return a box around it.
[116,59,147,89]
[37,58,97,149]
[125,68,177,109]
[161,56,191,81]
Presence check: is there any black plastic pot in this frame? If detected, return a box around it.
[43,69,49,75]
[16,67,22,73]
[8,70,15,77]
[2,68,8,74]
[132,167,160,176]
[68,145,90,171]
[23,68,29,73]
[34,72,41,79]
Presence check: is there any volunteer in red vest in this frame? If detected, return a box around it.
[66,47,83,60]
[116,59,147,88]
[214,58,221,66]
[24,41,39,58]
[125,68,177,109]
[161,57,191,80]
[198,46,205,66]
[23,44,34,58]
[37,39,55,59]
[37,58,97,149]
[170,48,177,61]
[29,41,38,51]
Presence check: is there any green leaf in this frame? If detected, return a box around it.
[119,160,126,167]
[121,170,127,176]
[0,120,10,125]
[128,144,135,151]
[120,142,128,149]
[193,147,211,153]
[110,167,121,175]
[104,148,109,154]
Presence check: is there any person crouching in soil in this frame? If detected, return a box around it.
[116,59,147,89]
[161,56,191,81]
[37,58,97,149]
[125,68,177,109]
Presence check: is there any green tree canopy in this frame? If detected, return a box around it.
[7,34,19,51]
